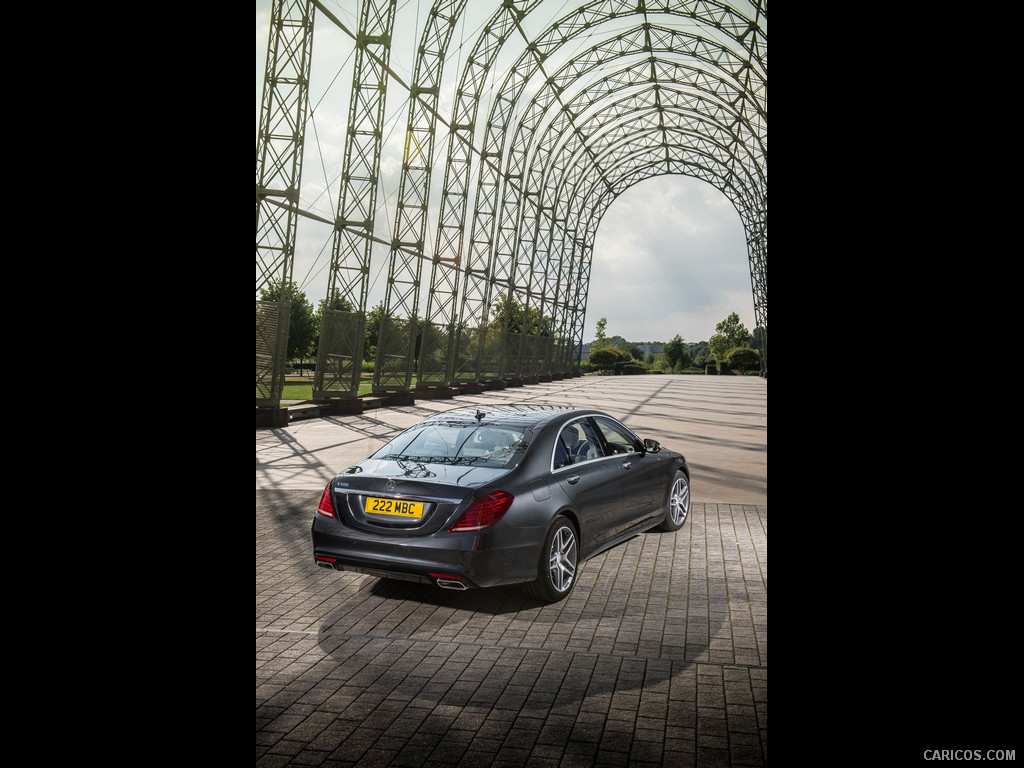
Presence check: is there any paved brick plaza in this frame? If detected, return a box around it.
[257,376,767,766]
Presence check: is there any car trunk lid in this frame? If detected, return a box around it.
[331,459,510,536]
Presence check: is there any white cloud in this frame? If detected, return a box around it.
[588,175,754,343]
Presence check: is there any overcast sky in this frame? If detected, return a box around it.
[257,0,757,346]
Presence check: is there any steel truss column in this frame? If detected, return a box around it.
[375,0,467,393]
[314,0,398,399]
[745,194,767,368]
[422,1,540,386]
[256,0,315,407]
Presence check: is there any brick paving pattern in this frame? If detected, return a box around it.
[257,493,766,766]
[258,376,766,766]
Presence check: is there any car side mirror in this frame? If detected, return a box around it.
[643,438,661,454]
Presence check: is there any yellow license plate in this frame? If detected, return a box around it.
[366,496,424,519]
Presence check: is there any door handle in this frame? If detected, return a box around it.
[621,462,631,470]
[567,474,580,485]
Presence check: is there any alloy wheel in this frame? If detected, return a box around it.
[669,475,690,526]
[548,526,577,592]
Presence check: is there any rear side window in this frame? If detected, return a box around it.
[553,437,571,469]
[553,418,604,469]
[593,416,642,455]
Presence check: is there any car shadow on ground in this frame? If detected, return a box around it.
[256,489,721,712]
[311,538,719,713]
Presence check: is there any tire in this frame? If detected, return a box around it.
[657,471,690,531]
[523,515,579,603]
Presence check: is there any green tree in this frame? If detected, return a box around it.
[490,292,552,336]
[623,342,643,361]
[751,326,766,354]
[604,335,639,356]
[592,317,608,349]
[260,281,316,361]
[726,346,760,373]
[361,302,386,362]
[663,334,686,369]
[687,340,710,367]
[709,312,752,360]
[587,346,631,371]
[316,291,353,315]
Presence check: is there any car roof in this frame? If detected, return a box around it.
[419,404,588,430]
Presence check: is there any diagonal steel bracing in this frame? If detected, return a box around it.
[313,0,398,398]
[374,0,468,392]
[255,0,767,405]
[256,0,316,406]
[470,10,764,380]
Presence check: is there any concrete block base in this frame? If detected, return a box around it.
[381,391,416,407]
[256,407,289,428]
[413,386,456,399]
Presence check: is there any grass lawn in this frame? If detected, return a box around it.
[282,381,373,400]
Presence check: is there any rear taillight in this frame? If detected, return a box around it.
[449,491,514,532]
[316,484,335,518]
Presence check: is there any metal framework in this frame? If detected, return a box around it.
[256,0,315,405]
[256,0,766,404]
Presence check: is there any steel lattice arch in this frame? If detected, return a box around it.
[256,0,765,407]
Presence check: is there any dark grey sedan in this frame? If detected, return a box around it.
[312,404,689,603]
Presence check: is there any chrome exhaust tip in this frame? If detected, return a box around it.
[436,578,468,590]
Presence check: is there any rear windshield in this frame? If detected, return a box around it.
[371,422,528,469]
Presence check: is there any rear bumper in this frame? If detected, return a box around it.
[311,515,546,589]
